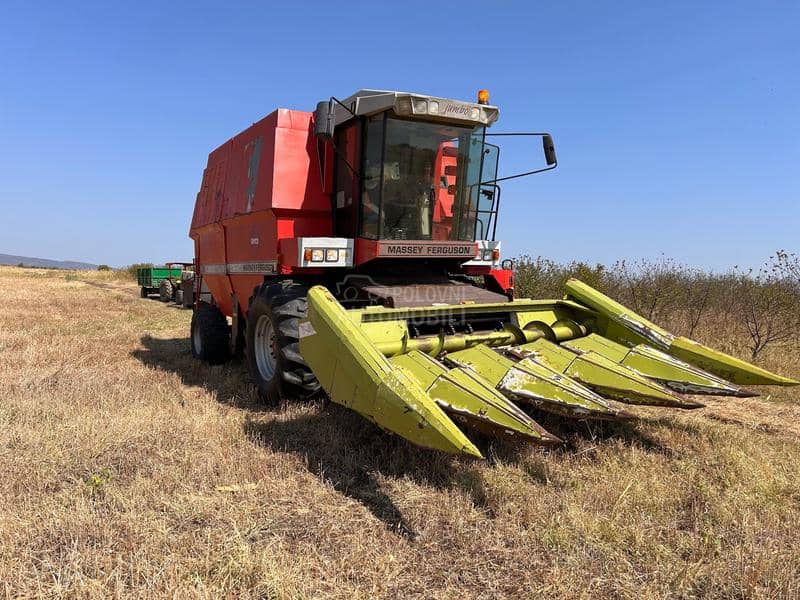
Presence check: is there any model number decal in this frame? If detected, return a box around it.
[227,262,276,274]
[200,261,276,275]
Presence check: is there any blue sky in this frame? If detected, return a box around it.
[1,1,797,269]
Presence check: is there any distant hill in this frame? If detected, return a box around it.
[0,253,99,271]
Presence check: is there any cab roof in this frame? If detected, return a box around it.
[331,89,500,128]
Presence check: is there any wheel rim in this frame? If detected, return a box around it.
[254,314,277,381]
[192,321,202,354]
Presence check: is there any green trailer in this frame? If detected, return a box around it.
[137,264,191,301]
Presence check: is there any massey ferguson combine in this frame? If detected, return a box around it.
[189,89,797,458]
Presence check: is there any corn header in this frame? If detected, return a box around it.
[188,89,797,458]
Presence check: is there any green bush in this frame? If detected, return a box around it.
[514,255,609,299]
[123,263,153,280]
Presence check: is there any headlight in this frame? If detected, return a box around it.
[482,249,494,261]
[325,248,339,262]
[311,249,324,262]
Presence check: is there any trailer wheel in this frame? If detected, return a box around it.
[246,281,320,404]
[159,279,173,302]
[190,302,230,364]
[140,286,149,298]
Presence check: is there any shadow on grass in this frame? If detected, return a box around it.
[243,405,503,540]
[241,405,696,538]
[520,411,705,460]
[132,336,497,538]
[481,410,707,470]
[131,335,264,412]
[132,335,698,538]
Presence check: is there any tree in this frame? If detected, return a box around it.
[125,262,153,279]
[772,250,800,287]
[734,266,800,360]
[679,268,714,337]
[612,256,684,322]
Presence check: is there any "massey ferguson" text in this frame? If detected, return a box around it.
[380,243,476,257]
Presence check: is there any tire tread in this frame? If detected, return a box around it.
[245,280,320,404]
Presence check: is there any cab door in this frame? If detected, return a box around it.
[475,141,500,240]
[332,120,361,239]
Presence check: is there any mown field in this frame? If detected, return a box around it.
[1,265,799,598]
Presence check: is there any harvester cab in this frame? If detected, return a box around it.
[309,89,555,304]
[188,89,797,459]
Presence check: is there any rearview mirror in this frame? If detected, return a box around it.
[313,100,335,140]
[482,131,558,183]
[543,134,557,166]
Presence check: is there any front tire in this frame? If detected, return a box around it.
[159,279,174,302]
[190,302,230,364]
[246,281,320,404]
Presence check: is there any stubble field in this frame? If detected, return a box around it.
[1,265,799,598]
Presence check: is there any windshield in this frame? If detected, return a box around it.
[360,115,498,241]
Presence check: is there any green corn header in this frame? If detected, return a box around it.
[300,279,797,457]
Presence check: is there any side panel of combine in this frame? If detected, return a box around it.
[189,109,330,317]
[191,140,233,313]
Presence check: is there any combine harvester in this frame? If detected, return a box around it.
[189,89,797,458]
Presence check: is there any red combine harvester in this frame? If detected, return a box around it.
[189,89,796,458]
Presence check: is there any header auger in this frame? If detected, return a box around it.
[189,89,797,458]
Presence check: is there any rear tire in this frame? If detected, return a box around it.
[159,280,174,302]
[140,286,149,298]
[190,302,230,364]
[246,280,320,404]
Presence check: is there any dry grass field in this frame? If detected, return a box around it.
[1,265,799,598]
